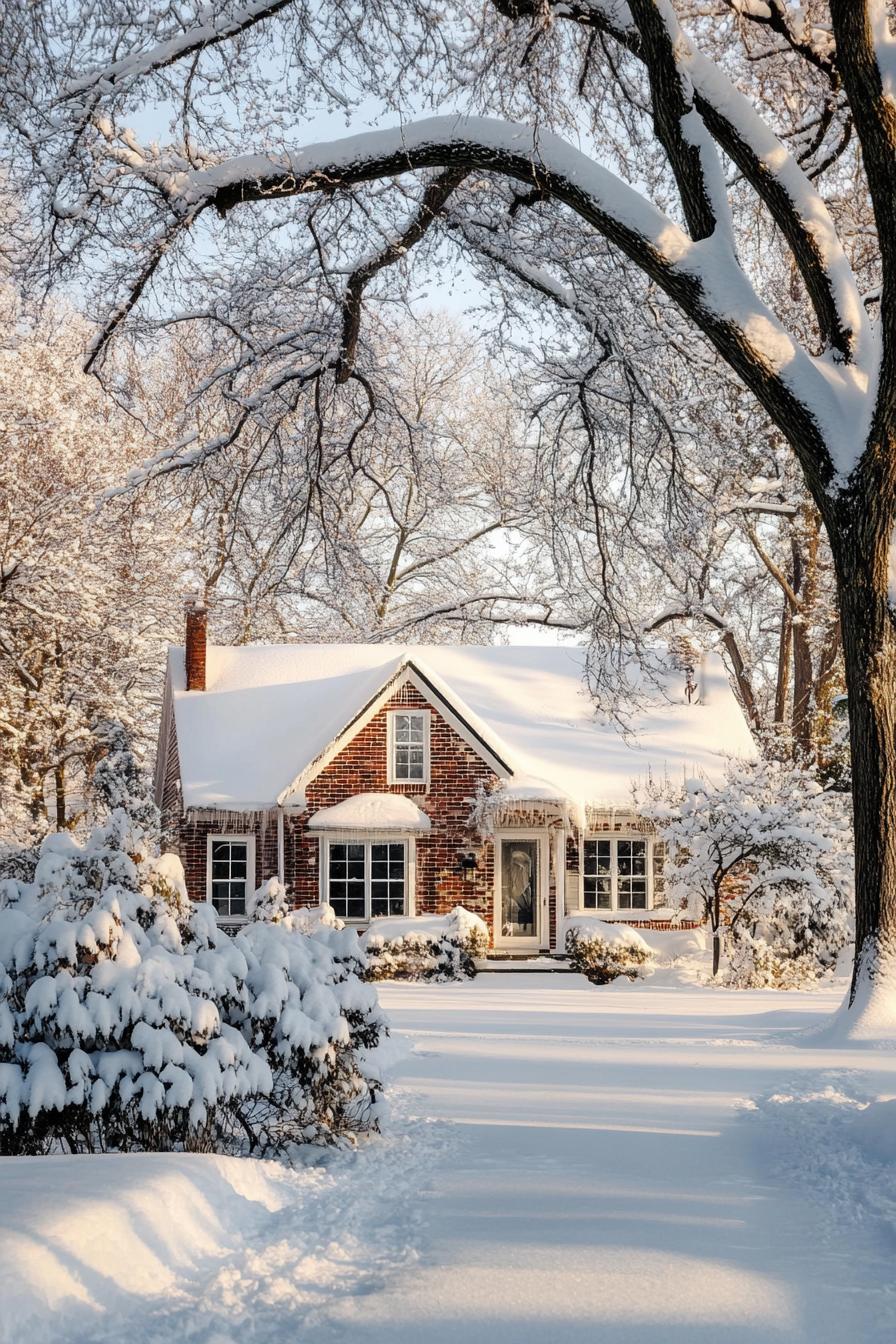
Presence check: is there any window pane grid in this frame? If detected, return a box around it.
[582,838,649,912]
[391,711,427,781]
[583,838,612,910]
[210,840,250,919]
[327,840,406,919]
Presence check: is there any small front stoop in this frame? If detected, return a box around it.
[474,954,575,974]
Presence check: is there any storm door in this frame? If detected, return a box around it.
[498,837,541,947]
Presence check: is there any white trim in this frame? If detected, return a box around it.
[386,707,431,787]
[278,666,510,805]
[407,836,417,916]
[493,830,548,950]
[318,832,413,923]
[206,833,256,925]
[551,829,565,952]
[579,833,653,913]
[403,667,510,775]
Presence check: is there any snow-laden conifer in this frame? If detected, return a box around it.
[0,804,386,1156]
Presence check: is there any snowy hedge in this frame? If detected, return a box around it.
[0,815,386,1157]
[361,907,489,981]
[562,916,655,985]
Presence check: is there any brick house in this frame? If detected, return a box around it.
[155,602,756,951]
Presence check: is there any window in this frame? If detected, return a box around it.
[325,840,407,920]
[616,839,648,909]
[388,710,429,785]
[583,837,649,911]
[207,836,255,921]
[583,838,613,910]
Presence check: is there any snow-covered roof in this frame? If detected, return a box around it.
[166,643,756,813]
[307,793,431,832]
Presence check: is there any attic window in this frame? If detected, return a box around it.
[387,710,430,785]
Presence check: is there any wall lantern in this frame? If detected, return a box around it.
[456,851,478,882]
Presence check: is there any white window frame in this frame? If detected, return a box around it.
[319,834,416,923]
[580,834,652,913]
[206,834,256,925]
[386,708,431,787]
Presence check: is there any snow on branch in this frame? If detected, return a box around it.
[628,0,733,245]
[335,168,467,383]
[61,1,295,100]
[110,113,871,482]
[528,0,869,363]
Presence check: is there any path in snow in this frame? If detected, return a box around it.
[327,975,896,1344]
[3,975,896,1342]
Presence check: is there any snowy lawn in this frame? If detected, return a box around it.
[3,973,896,1342]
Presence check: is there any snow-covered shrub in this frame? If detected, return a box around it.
[0,813,386,1157]
[563,916,655,984]
[724,926,825,990]
[362,907,489,981]
[89,718,159,834]
[640,759,853,982]
[0,837,43,884]
[228,907,386,1153]
[247,876,292,924]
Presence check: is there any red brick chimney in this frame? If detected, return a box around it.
[184,595,208,692]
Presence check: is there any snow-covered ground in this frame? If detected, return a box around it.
[3,974,896,1342]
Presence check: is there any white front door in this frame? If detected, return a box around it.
[494,833,546,949]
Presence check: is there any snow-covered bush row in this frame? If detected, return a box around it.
[361,908,489,981]
[0,817,386,1157]
[562,916,655,985]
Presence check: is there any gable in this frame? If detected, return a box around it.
[304,681,502,807]
[278,666,511,806]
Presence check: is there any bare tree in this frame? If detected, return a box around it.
[3,1,895,1016]
[151,315,545,642]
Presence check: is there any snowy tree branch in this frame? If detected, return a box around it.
[502,0,866,360]
[335,168,467,383]
[108,115,863,489]
[61,1,296,100]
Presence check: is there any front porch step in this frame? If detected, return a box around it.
[474,955,576,974]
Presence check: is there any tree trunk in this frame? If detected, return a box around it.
[829,489,896,1013]
[774,593,792,726]
[791,614,814,759]
[710,887,722,978]
[54,763,67,830]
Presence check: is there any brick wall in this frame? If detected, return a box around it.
[168,680,500,934]
[294,684,498,924]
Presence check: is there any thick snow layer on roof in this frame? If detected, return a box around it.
[307,793,430,832]
[489,774,573,805]
[167,643,756,811]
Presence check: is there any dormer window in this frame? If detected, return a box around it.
[387,709,430,786]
